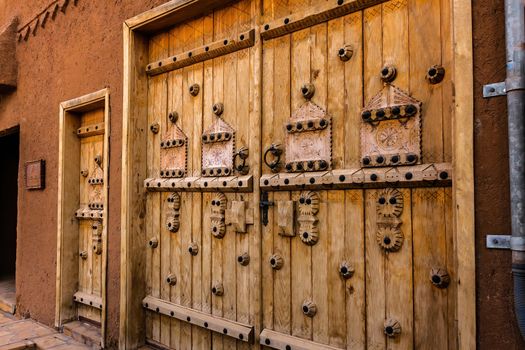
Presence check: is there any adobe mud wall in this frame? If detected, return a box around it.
[473,0,525,348]
[0,1,166,347]
[0,0,523,348]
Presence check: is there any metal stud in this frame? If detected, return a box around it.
[213,102,224,116]
[189,83,200,96]
[302,300,317,317]
[150,123,160,134]
[338,44,353,62]
[212,282,224,296]
[269,254,284,270]
[168,111,179,123]
[380,65,397,83]
[301,83,315,100]
[384,318,402,338]
[166,274,177,286]
[148,237,159,249]
[426,65,445,84]
[237,252,250,266]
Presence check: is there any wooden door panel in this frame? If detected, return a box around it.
[259,0,455,349]
[77,109,104,324]
[140,0,457,349]
[143,2,258,349]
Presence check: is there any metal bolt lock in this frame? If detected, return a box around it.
[150,123,160,134]
[168,111,179,123]
[380,65,397,83]
[302,300,317,317]
[212,282,224,296]
[188,242,199,256]
[301,83,316,100]
[213,103,224,116]
[189,83,200,96]
[237,252,250,266]
[339,261,355,279]
[426,65,445,84]
[148,237,159,249]
[384,318,402,338]
[338,45,353,62]
[79,251,88,259]
[80,169,88,177]
[166,274,177,286]
[429,267,450,288]
[269,254,284,270]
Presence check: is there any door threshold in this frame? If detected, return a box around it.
[63,320,101,349]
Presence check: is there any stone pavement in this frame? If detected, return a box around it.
[0,311,93,350]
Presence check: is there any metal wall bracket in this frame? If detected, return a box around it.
[483,82,506,98]
[486,234,511,249]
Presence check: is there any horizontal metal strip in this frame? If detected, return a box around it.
[76,123,104,138]
[144,175,253,192]
[73,291,102,310]
[75,208,104,220]
[142,296,254,343]
[260,163,452,190]
[260,0,388,40]
[260,328,343,350]
[146,29,255,76]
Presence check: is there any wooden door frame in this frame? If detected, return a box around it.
[120,0,475,349]
[55,88,110,348]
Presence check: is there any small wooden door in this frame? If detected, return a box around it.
[56,89,109,345]
[76,108,105,323]
[134,0,463,349]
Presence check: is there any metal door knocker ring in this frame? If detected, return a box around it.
[234,147,249,175]
[264,144,282,172]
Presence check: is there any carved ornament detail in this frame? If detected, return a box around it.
[297,191,320,246]
[166,192,181,233]
[361,84,422,167]
[201,105,236,177]
[160,112,188,178]
[376,188,404,252]
[284,85,332,172]
[210,193,227,238]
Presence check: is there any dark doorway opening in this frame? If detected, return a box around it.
[0,128,19,314]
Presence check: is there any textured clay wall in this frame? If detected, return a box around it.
[0,0,524,348]
[0,1,166,347]
[473,0,525,348]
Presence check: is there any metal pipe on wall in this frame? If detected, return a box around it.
[505,0,525,339]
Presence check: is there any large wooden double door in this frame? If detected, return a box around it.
[138,0,459,349]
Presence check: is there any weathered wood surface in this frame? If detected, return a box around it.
[122,0,473,348]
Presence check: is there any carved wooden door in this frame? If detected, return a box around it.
[142,2,260,349]
[140,0,457,349]
[258,0,455,349]
[75,108,105,323]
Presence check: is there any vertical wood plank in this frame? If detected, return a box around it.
[310,21,329,346]
[365,189,386,350]
[412,188,448,350]
[409,0,443,162]
[385,189,413,350]
[342,12,363,169]
[345,190,366,349]
[167,20,183,350]
[290,25,312,341]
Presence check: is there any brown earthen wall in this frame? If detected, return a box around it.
[0,0,524,348]
[473,0,525,348]
[0,1,166,347]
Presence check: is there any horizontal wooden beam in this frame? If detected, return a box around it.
[260,0,387,40]
[73,291,103,310]
[142,296,254,343]
[146,29,255,76]
[260,329,343,350]
[144,175,253,192]
[76,123,104,137]
[260,163,452,190]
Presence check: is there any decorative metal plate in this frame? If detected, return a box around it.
[201,117,235,177]
[361,84,422,167]
[284,101,332,172]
